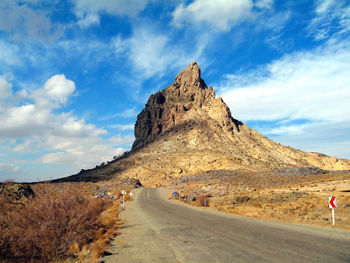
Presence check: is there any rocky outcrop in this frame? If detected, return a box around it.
[60,62,350,185]
[133,62,241,150]
[0,183,34,204]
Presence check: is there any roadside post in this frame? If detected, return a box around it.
[122,189,126,209]
[328,196,337,226]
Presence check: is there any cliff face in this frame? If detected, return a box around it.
[60,62,350,185]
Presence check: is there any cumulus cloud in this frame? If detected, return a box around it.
[43,75,75,103]
[73,0,151,27]
[171,0,272,31]
[0,74,126,176]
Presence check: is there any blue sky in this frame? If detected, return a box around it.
[1,0,350,182]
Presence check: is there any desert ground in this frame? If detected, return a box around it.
[165,169,350,230]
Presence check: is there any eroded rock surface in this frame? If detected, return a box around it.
[133,62,240,150]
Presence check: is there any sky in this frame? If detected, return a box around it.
[0,0,350,182]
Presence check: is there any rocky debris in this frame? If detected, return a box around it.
[232,196,251,205]
[272,167,328,176]
[93,178,141,200]
[94,188,118,201]
[121,178,142,188]
[0,183,34,204]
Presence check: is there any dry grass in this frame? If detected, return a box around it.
[0,183,114,263]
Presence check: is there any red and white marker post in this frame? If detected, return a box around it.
[328,196,337,226]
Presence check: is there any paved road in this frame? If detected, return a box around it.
[105,188,350,263]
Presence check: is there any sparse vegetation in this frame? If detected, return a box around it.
[170,171,350,229]
[0,183,118,263]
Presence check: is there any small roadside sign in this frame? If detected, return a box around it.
[329,196,337,208]
[329,196,337,226]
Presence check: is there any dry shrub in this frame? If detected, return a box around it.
[0,183,112,263]
[78,202,121,262]
[198,195,210,207]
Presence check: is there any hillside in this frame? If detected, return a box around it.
[55,62,350,185]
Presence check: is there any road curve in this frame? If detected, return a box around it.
[104,188,350,263]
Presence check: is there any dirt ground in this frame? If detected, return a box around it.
[165,169,350,230]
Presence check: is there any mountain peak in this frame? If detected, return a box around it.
[174,62,204,88]
[132,62,238,150]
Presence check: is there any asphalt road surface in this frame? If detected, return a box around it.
[104,188,350,263]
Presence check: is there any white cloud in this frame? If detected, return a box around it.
[40,136,126,168]
[172,0,252,31]
[73,0,151,27]
[42,75,76,104]
[0,74,127,174]
[307,0,350,41]
[255,0,273,9]
[216,41,350,159]
[0,76,12,100]
[77,13,100,28]
[0,163,20,182]
[172,0,273,31]
[0,74,78,138]
[0,0,63,41]
[13,140,35,153]
[271,121,350,159]
[109,134,135,145]
[109,124,134,131]
[259,123,309,136]
[217,41,350,122]
[0,40,20,66]
[112,26,207,78]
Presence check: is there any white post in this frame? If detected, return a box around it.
[122,189,125,209]
[332,208,335,226]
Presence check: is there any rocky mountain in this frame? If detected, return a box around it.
[57,62,350,185]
